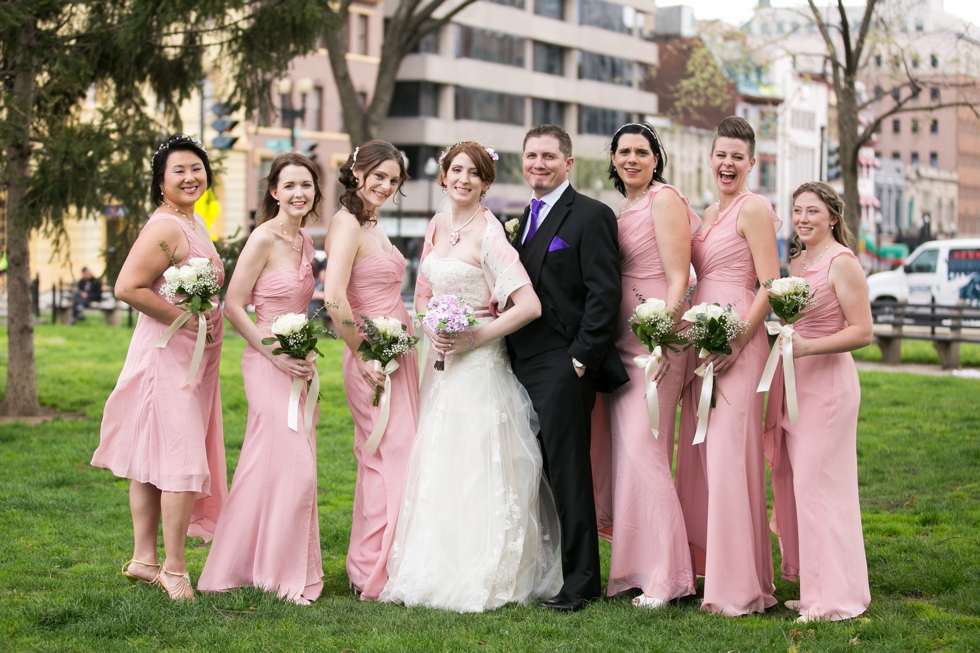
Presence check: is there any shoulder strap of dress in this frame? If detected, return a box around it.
[826,243,859,263]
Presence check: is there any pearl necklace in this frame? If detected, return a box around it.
[162,202,195,229]
[449,206,482,246]
[619,190,649,217]
[802,241,832,270]
[279,220,302,253]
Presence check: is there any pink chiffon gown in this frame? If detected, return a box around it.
[343,248,420,600]
[92,213,227,542]
[198,233,323,603]
[590,184,698,600]
[675,192,780,616]
[764,244,870,621]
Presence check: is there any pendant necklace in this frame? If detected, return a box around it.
[279,220,302,253]
[162,202,195,229]
[803,241,832,271]
[449,206,482,246]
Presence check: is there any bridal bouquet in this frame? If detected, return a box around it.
[348,315,420,405]
[763,276,817,325]
[263,311,332,432]
[756,277,816,426]
[155,248,222,386]
[420,295,479,371]
[681,302,749,445]
[628,294,687,439]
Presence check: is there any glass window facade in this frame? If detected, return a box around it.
[578,104,629,135]
[578,50,633,86]
[579,0,630,33]
[456,26,526,67]
[533,42,565,75]
[389,82,441,117]
[456,86,526,125]
[532,98,565,126]
[535,0,564,20]
[487,0,525,8]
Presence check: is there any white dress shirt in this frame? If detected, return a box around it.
[522,180,570,243]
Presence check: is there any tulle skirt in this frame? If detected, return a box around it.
[381,337,562,612]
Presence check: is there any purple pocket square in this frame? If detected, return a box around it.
[548,237,570,252]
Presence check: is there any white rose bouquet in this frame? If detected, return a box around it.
[628,292,688,439]
[346,314,420,406]
[159,255,221,343]
[763,276,817,325]
[262,311,334,432]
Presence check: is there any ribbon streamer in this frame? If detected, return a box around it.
[692,361,714,445]
[633,345,662,439]
[364,359,400,454]
[287,352,320,433]
[757,322,800,425]
[155,305,213,387]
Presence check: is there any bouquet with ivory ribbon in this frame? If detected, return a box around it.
[629,294,688,439]
[345,314,420,454]
[262,311,331,433]
[756,277,818,425]
[156,252,220,387]
[681,302,748,445]
[420,295,479,371]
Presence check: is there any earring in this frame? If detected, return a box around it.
[442,187,448,195]
[480,190,487,202]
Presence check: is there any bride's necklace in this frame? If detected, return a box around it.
[620,190,648,217]
[162,201,195,228]
[279,219,302,253]
[802,241,832,270]
[449,205,482,246]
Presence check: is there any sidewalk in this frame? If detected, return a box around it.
[855,360,980,378]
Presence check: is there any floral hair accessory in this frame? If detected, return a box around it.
[151,134,207,168]
[351,146,359,164]
[438,141,500,164]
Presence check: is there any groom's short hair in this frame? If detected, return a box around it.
[523,125,572,160]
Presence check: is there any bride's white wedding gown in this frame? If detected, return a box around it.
[380,253,562,613]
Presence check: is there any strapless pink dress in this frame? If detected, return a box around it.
[590,184,697,600]
[198,233,323,603]
[343,248,420,600]
[765,244,870,621]
[675,192,780,616]
[92,213,226,541]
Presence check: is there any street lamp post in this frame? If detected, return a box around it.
[277,76,314,150]
[424,156,439,218]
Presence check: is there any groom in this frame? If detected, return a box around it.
[507,124,628,612]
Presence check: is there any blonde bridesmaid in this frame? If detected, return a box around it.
[675,116,780,616]
[590,122,697,609]
[92,135,225,600]
[323,140,420,600]
[765,182,872,622]
[198,153,323,604]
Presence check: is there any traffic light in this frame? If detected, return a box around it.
[300,140,318,164]
[211,102,239,150]
[827,141,841,181]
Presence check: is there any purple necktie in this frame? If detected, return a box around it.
[524,199,544,245]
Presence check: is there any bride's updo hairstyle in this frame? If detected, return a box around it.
[712,116,756,158]
[606,122,667,196]
[438,141,498,191]
[257,152,324,227]
[338,140,408,225]
[788,181,854,258]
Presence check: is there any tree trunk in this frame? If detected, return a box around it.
[837,86,862,251]
[325,24,373,147]
[1,19,41,417]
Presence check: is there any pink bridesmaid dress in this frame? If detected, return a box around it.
[92,213,226,541]
[198,233,323,603]
[765,244,871,621]
[590,184,697,601]
[343,248,420,600]
[675,192,779,616]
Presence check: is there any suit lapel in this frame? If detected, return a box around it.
[513,205,531,254]
[523,186,575,287]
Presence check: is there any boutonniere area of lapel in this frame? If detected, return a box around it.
[504,218,520,242]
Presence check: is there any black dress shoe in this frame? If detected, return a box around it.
[538,595,588,613]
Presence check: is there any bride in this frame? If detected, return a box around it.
[380,141,562,612]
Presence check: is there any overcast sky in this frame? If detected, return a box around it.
[670,0,979,29]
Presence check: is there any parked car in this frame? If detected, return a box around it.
[866,238,980,306]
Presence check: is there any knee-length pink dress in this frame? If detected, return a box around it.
[590,184,697,600]
[198,233,323,603]
[764,244,870,621]
[92,213,227,541]
[675,192,779,616]
[343,248,420,600]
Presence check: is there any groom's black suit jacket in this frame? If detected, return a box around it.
[507,184,628,393]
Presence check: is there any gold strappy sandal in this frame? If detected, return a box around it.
[156,567,195,601]
[121,559,161,585]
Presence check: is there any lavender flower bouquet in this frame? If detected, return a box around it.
[420,295,479,371]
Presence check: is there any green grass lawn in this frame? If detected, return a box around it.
[1,316,979,652]
[853,339,980,367]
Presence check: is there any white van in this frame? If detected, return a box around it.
[866,238,980,305]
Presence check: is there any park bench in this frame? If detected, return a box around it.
[871,299,980,369]
[93,297,125,326]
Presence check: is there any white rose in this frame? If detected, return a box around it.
[635,302,656,320]
[271,315,291,335]
[287,313,308,333]
[706,304,725,320]
[680,305,702,323]
[769,278,791,295]
[505,218,520,233]
[163,266,180,284]
[177,266,198,285]
[188,257,211,272]
[645,298,668,315]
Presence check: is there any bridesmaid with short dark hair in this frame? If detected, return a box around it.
[765,181,872,622]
